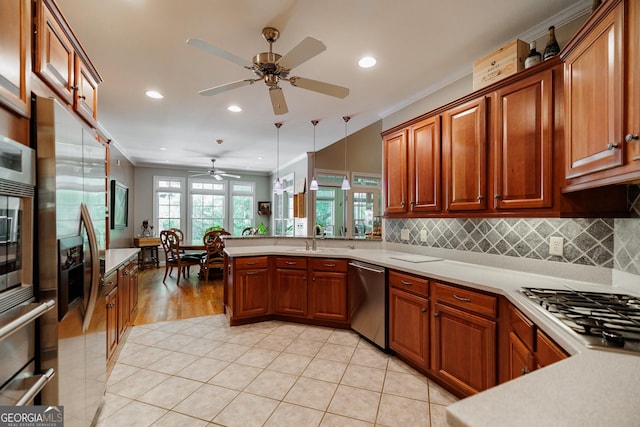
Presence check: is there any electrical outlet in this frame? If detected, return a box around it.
[401,228,410,241]
[549,236,564,256]
[420,229,427,242]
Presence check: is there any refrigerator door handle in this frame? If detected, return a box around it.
[80,203,100,333]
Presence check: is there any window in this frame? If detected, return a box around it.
[316,187,336,237]
[350,173,381,238]
[231,182,255,235]
[154,177,184,233]
[274,173,294,236]
[190,180,225,240]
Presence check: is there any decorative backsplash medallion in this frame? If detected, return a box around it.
[385,217,615,268]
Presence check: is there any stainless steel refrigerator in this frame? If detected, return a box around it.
[34,96,107,426]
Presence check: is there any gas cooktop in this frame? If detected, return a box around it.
[521,287,640,354]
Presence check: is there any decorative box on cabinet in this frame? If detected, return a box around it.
[34,0,101,126]
[431,282,497,397]
[388,271,430,369]
[0,0,31,117]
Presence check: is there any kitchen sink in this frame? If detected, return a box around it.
[288,248,323,253]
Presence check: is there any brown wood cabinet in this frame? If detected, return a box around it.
[536,329,569,369]
[431,282,497,396]
[129,263,139,321]
[0,0,31,117]
[234,256,270,319]
[104,272,118,362]
[443,96,488,212]
[309,258,348,322]
[35,0,101,125]
[383,129,409,214]
[117,265,130,341]
[273,257,308,317]
[409,116,442,212]
[388,271,430,368]
[493,69,553,209]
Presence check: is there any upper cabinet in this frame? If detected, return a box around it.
[562,0,640,191]
[383,129,408,214]
[34,0,102,126]
[0,0,31,117]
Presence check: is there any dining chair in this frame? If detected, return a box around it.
[160,229,201,284]
[241,226,257,236]
[201,229,231,284]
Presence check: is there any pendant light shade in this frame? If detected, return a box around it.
[341,116,351,190]
[309,120,319,191]
[273,122,283,193]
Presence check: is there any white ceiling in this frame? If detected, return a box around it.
[55,0,587,176]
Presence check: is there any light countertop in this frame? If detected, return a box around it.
[103,248,139,275]
[224,243,640,426]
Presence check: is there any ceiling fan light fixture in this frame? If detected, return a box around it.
[227,105,242,112]
[145,90,164,99]
[358,56,377,68]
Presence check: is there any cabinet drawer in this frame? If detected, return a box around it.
[235,256,269,269]
[509,304,535,351]
[388,270,429,297]
[310,258,348,272]
[433,282,497,318]
[275,257,308,270]
[104,271,117,293]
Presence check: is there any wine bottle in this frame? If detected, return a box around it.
[524,41,542,69]
[543,26,560,60]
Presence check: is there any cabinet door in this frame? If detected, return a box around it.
[494,69,553,209]
[274,268,308,316]
[309,271,348,321]
[431,302,496,396]
[564,1,624,179]
[106,288,118,361]
[74,56,99,124]
[35,0,75,104]
[129,264,139,321]
[383,129,408,214]
[117,268,130,340]
[535,329,568,369]
[235,268,270,318]
[389,286,429,368]
[0,0,31,116]
[626,0,640,162]
[443,97,488,211]
[508,331,535,380]
[409,116,441,212]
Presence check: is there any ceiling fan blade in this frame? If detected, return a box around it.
[189,172,209,177]
[289,76,349,98]
[221,173,241,179]
[214,174,223,181]
[269,87,289,115]
[185,38,252,68]
[198,79,253,96]
[277,36,326,70]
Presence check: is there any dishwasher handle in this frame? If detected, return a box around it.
[348,262,385,274]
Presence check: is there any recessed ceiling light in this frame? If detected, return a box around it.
[358,56,377,68]
[145,90,163,99]
[159,147,167,151]
[257,156,263,160]
[228,105,242,112]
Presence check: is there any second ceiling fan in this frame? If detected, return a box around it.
[186,27,349,115]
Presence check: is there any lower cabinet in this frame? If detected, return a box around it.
[273,257,308,317]
[106,256,139,366]
[535,327,569,369]
[430,282,497,396]
[129,263,139,320]
[388,273,429,368]
[309,259,348,321]
[117,264,130,341]
[233,256,270,319]
[105,273,118,362]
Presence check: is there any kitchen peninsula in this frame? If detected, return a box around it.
[223,237,640,426]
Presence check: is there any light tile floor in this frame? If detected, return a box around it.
[97,315,457,426]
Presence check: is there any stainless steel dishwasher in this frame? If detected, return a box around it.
[348,261,387,350]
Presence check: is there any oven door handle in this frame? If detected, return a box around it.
[0,300,55,341]
[15,368,55,406]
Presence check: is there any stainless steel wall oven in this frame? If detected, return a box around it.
[0,135,55,406]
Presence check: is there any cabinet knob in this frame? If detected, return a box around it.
[400,201,405,207]
[434,312,440,317]
[520,368,530,375]
[410,201,415,205]
[494,194,501,199]
[625,134,639,143]
[78,95,86,100]
[421,307,427,313]
[477,195,484,201]
[606,142,620,150]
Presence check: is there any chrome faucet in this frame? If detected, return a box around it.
[304,240,310,251]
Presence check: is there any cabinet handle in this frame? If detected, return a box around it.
[607,142,620,150]
[247,262,258,265]
[400,279,413,286]
[303,276,306,280]
[285,261,297,265]
[246,271,259,275]
[78,95,86,100]
[453,294,471,303]
[71,86,79,91]
[400,201,405,207]
[323,263,336,268]
[410,201,415,205]
[434,312,440,317]
[494,194,501,199]
[520,368,530,375]
[626,134,639,143]
[477,195,484,201]
[420,307,427,313]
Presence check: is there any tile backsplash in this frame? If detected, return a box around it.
[385,185,640,273]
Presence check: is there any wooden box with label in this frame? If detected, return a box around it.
[473,39,529,90]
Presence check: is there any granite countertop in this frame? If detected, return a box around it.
[224,243,640,426]
[103,248,140,275]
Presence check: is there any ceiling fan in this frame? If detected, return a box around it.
[186,27,349,115]
[189,159,241,180]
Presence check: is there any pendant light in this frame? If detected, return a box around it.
[341,116,351,190]
[273,122,283,193]
[309,120,319,191]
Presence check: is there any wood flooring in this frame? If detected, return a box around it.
[132,266,224,325]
